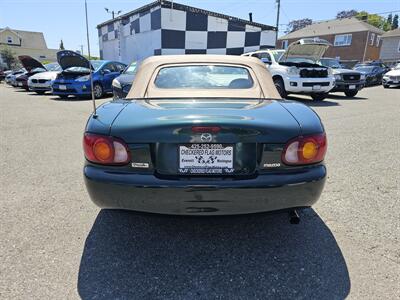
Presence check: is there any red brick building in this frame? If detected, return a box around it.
[277,18,385,63]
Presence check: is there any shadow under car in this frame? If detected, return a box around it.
[78,209,350,299]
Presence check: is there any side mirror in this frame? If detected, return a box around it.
[261,58,272,65]
[119,69,124,74]
[102,69,111,74]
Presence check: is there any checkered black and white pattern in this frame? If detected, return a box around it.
[98,1,276,63]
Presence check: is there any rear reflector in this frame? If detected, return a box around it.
[191,126,221,133]
[83,133,130,165]
[282,133,327,165]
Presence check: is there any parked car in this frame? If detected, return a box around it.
[28,63,61,94]
[15,56,48,90]
[6,68,26,85]
[319,58,365,97]
[242,38,335,101]
[353,65,387,86]
[382,63,400,88]
[52,50,126,99]
[112,61,138,99]
[354,61,390,71]
[83,55,327,219]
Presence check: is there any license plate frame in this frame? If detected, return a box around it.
[59,85,67,90]
[312,85,321,90]
[349,85,356,89]
[178,144,234,175]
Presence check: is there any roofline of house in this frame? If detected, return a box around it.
[278,18,385,40]
[96,0,276,31]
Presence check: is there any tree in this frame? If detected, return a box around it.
[59,39,65,50]
[336,10,358,19]
[356,11,391,31]
[286,18,312,33]
[0,47,17,69]
[392,14,399,29]
[387,13,393,25]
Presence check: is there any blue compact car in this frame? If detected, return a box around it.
[52,51,126,99]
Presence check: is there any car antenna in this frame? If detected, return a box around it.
[85,0,97,118]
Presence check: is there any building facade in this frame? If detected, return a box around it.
[379,28,400,65]
[97,0,276,64]
[0,27,59,68]
[277,18,385,63]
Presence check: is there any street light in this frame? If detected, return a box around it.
[104,8,122,19]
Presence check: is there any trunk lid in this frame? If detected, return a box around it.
[18,56,46,72]
[110,99,301,176]
[282,38,331,63]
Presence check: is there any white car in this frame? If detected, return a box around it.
[382,63,400,88]
[28,63,61,94]
[242,38,335,101]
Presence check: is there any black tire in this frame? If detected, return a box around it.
[383,84,389,89]
[344,90,358,97]
[311,93,327,101]
[93,83,103,99]
[36,91,45,95]
[58,95,69,99]
[273,78,287,98]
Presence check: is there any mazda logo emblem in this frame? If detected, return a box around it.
[200,133,213,142]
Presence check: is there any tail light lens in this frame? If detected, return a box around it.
[83,133,130,165]
[282,133,327,165]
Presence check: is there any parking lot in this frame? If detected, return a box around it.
[0,84,399,299]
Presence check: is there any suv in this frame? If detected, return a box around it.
[319,58,365,97]
[242,38,335,101]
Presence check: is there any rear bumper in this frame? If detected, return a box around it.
[84,164,327,215]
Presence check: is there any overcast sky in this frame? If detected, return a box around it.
[1,0,398,56]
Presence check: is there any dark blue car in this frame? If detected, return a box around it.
[52,51,126,99]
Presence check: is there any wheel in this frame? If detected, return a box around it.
[93,83,103,99]
[344,90,358,97]
[36,91,45,95]
[58,95,69,99]
[273,78,287,98]
[311,93,327,101]
[383,84,389,89]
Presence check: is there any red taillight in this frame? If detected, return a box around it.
[191,126,221,133]
[282,133,327,165]
[83,133,130,165]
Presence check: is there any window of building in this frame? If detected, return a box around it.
[370,33,375,46]
[376,36,381,47]
[281,40,288,49]
[7,36,12,44]
[334,34,352,46]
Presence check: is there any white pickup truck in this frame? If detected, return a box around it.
[242,38,335,101]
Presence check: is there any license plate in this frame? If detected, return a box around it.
[312,85,321,90]
[18,82,22,86]
[179,144,234,174]
[349,85,356,89]
[393,80,399,84]
[59,85,67,90]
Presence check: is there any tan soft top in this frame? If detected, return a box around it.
[127,55,280,99]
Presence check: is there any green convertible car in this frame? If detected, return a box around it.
[83,55,327,221]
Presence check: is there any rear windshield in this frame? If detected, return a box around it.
[154,65,254,89]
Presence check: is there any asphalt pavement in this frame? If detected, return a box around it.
[0,84,399,299]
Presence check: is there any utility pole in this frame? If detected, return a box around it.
[105,8,122,19]
[275,0,281,47]
[85,0,96,117]
[79,44,84,55]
